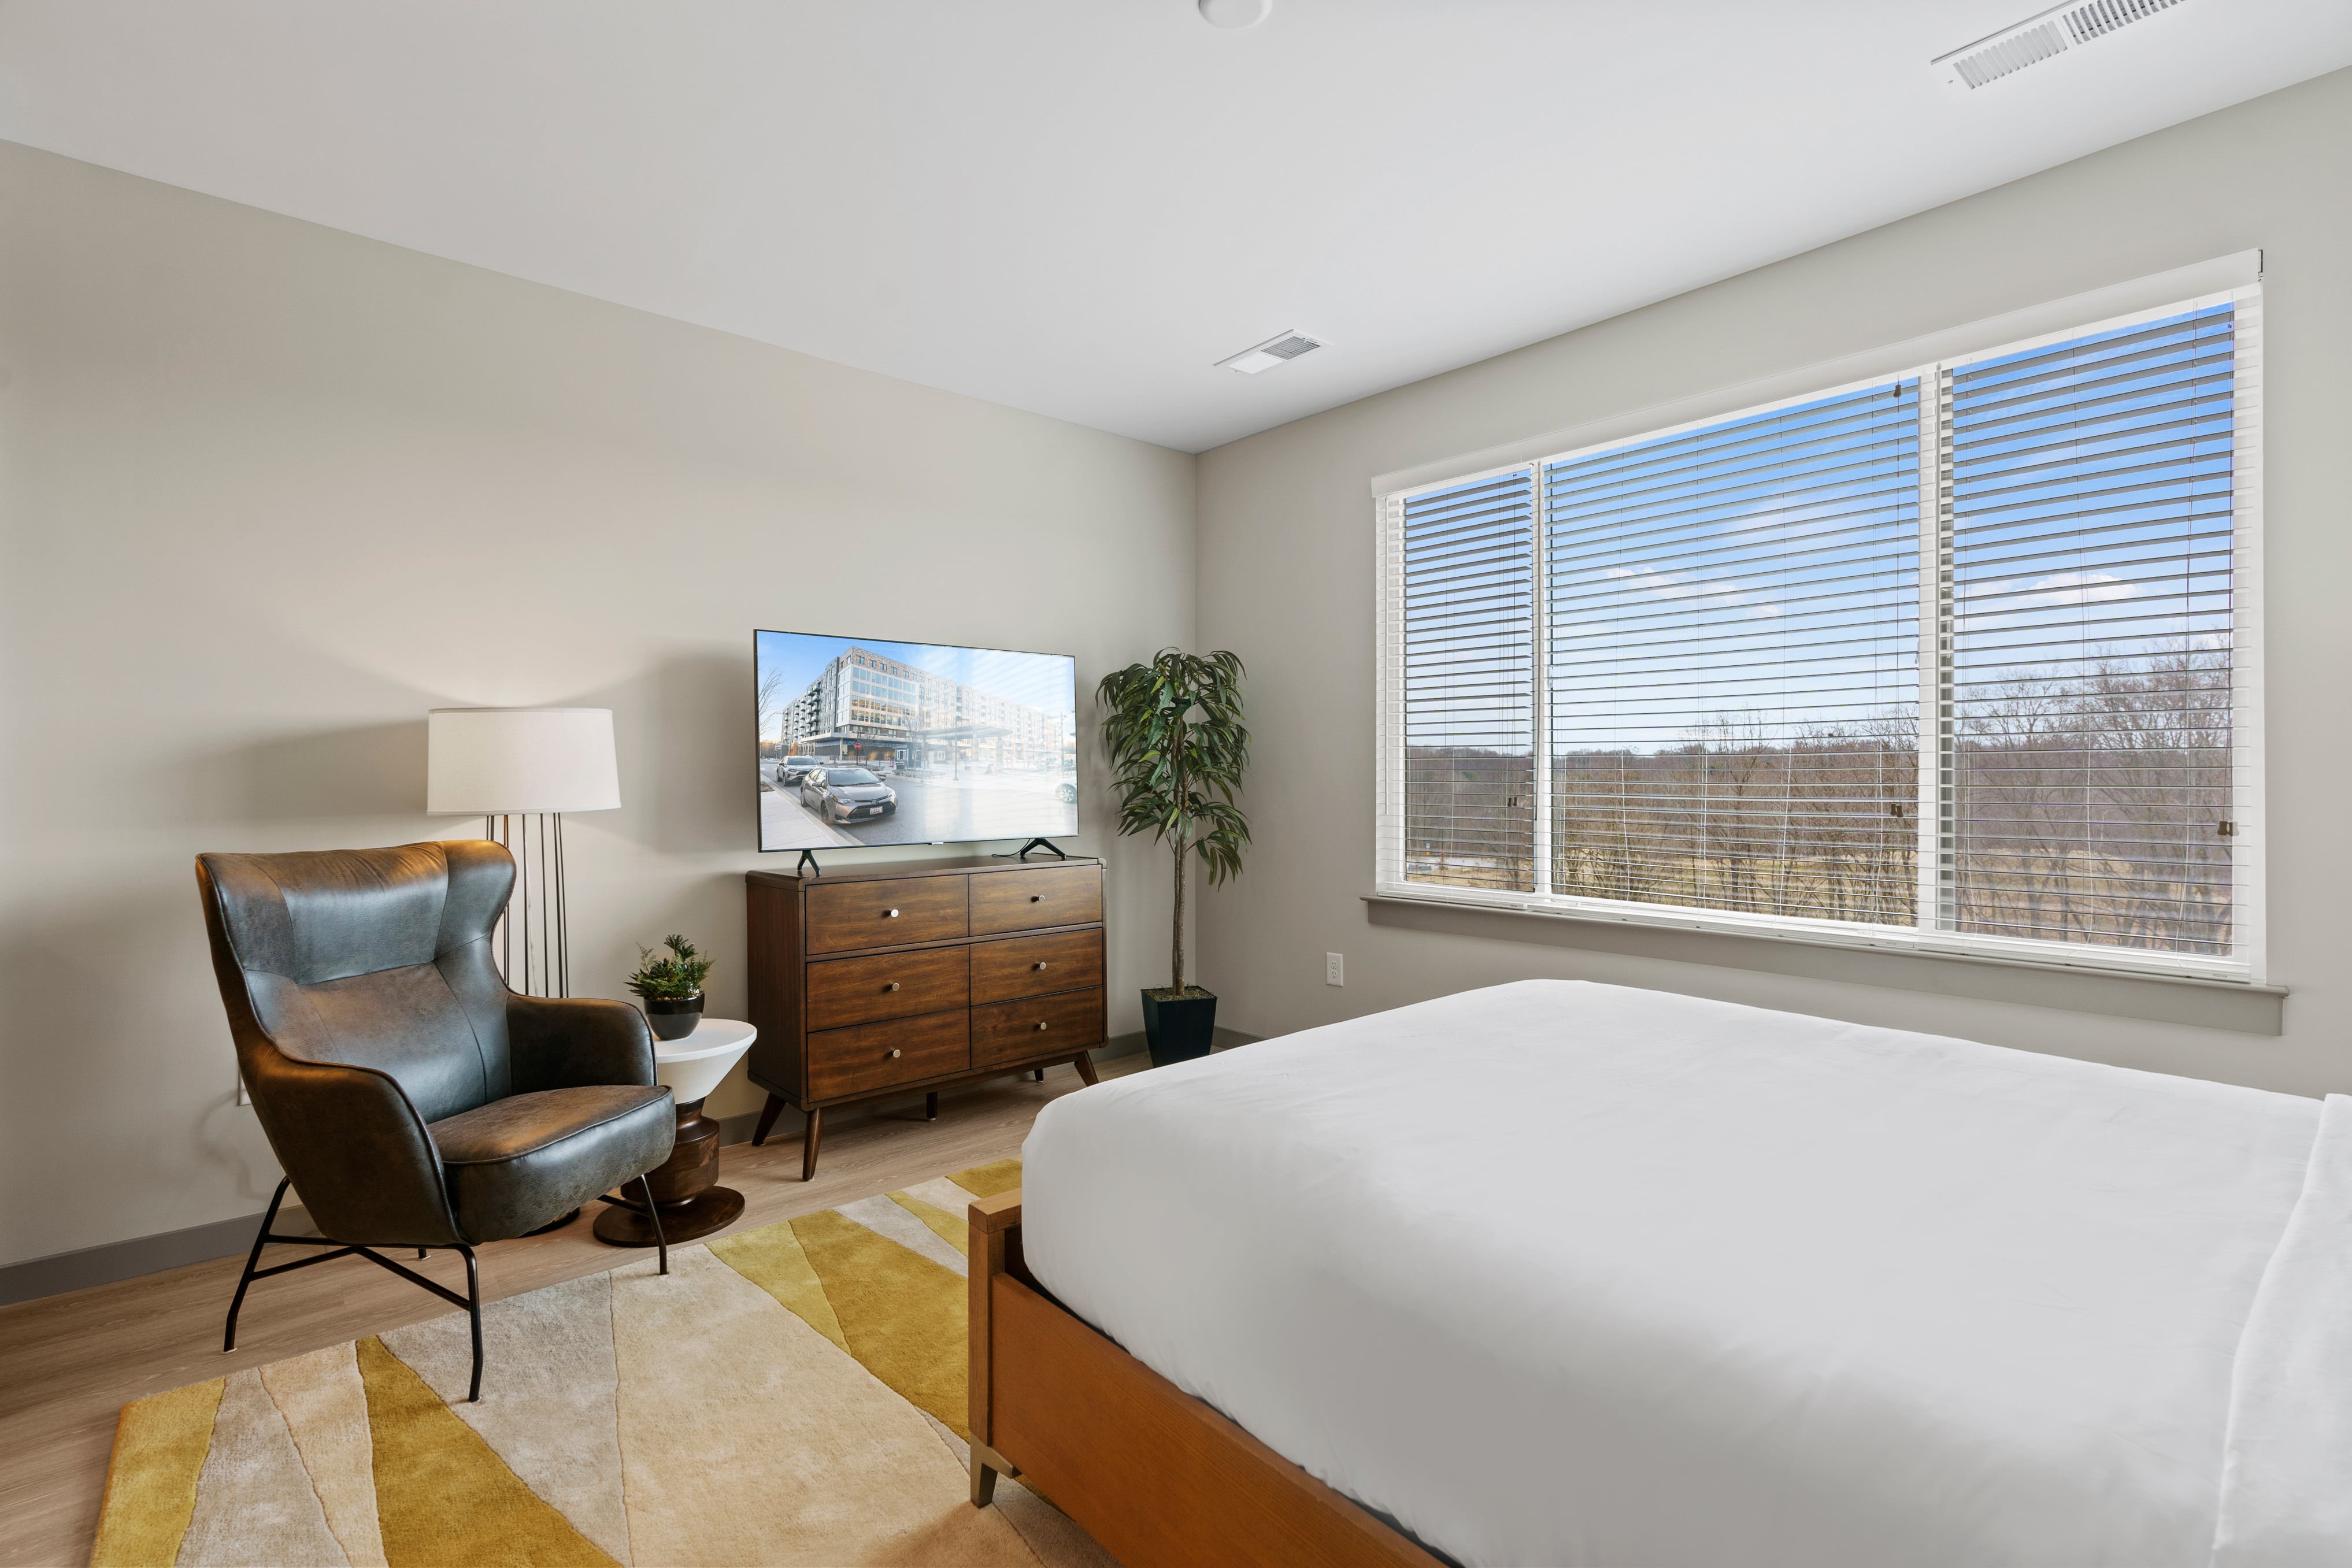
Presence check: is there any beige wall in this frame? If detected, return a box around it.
[0,142,1196,1268]
[1195,69,2352,1096]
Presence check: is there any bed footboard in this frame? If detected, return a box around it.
[966,1187,1443,1568]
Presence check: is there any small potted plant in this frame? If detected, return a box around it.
[627,933,713,1041]
[1097,648,1250,1066]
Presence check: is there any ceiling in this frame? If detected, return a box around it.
[3,2,2347,453]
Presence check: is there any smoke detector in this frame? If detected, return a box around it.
[1933,0,2188,90]
[1216,330,1323,375]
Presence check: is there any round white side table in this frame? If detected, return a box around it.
[595,1018,757,1249]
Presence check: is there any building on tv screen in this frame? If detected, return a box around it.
[756,632,1077,852]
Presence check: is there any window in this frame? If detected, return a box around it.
[1376,288,2260,980]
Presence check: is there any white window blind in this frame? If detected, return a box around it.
[1375,284,2262,980]
[1545,381,1921,926]
[1941,303,2243,957]
[1395,470,1536,891]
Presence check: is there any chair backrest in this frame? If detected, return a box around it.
[196,841,516,1122]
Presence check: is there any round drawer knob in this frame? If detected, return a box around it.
[1035,1021,1050,1031]
[1029,895,1042,903]
[888,1048,902,1059]
[886,982,901,991]
[886,908,900,918]
[1034,961,1049,970]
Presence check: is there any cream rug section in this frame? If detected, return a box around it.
[257,1342,387,1568]
[176,1369,348,1566]
[381,1271,633,1565]
[610,1246,1040,1566]
[838,1193,968,1277]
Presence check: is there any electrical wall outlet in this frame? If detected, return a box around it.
[1325,952,1344,986]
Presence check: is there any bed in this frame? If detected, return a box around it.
[966,979,2352,1568]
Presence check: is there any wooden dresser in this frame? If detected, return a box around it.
[744,857,1106,1179]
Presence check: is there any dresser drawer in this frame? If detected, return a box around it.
[969,865,1102,936]
[805,946,969,1032]
[806,1009,970,1100]
[969,929,1104,1004]
[972,987,1104,1069]
[805,875,968,954]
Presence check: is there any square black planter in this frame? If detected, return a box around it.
[1142,987,1217,1067]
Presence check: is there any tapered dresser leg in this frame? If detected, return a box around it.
[1032,1067,1044,1083]
[971,1450,999,1508]
[1072,1052,1098,1087]
[924,1091,939,1122]
[801,1105,824,1181]
[751,1093,786,1148]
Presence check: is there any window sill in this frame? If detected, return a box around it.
[1360,894,2286,1036]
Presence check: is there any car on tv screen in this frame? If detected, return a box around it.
[800,766,897,824]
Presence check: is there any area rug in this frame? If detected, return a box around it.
[91,1159,1114,1568]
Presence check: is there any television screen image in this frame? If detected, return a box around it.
[755,630,1079,852]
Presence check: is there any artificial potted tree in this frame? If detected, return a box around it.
[627,933,713,1041]
[1097,648,1250,1067]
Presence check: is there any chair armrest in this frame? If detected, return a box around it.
[243,1050,463,1247]
[506,994,657,1093]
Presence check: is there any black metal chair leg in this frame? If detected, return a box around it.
[224,1177,291,1353]
[460,1244,483,1403]
[636,1174,668,1276]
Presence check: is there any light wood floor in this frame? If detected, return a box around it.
[0,1058,1135,1568]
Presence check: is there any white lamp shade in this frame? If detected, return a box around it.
[427,708,621,815]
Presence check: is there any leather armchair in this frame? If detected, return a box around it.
[195,840,676,1401]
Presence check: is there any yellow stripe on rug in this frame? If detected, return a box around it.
[783,1209,971,1440]
[355,1335,616,1568]
[90,1376,223,1568]
[709,1210,849,1352]
[948,1158,1023,1198]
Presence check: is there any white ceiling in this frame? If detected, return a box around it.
[3,2,2347,453]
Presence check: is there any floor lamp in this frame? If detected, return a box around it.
[426,707,621,998]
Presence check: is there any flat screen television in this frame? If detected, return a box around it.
[755,629,1079,852]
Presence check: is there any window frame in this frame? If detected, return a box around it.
[1374,281,2265,985]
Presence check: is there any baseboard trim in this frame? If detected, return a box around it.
[0,1032,1228,1308]
[0,1203,321,1309]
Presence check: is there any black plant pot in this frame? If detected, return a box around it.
[1142,987,1217,1067]
[643,994,705,1042]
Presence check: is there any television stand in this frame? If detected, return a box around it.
[795,848,822,877]
[995,838,1068,862]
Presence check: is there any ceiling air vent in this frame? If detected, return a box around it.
[1934,0,2188,90]
[1216,331,1323,375]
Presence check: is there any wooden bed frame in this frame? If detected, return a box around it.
[966,1188,1445,1568]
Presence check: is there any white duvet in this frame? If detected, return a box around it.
[1020,980,2347,1568]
